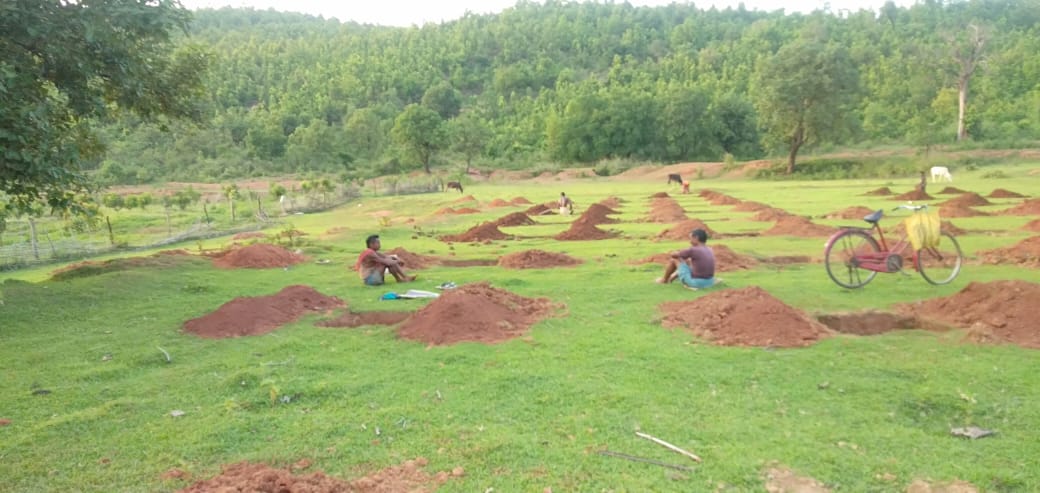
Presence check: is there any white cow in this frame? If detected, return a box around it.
[930,166,953,183]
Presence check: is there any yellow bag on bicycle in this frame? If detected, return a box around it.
[904,209,941,250]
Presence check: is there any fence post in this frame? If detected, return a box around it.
[28,218,40,260]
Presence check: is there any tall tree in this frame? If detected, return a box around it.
[448,111,492,173]
[751,34,859,173]
[0,0,208,215]
[948,24,988,141]
[391,104,446,174]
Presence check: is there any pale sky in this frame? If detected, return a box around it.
[179,0,919,27]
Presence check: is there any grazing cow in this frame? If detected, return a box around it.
[667,173,683,185]
[446,181,464,193]
[930,166,953,183]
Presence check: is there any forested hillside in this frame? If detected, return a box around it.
[94,0,1040,184]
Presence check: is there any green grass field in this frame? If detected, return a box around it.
[2,163,1039,492]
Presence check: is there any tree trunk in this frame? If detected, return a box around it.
[957,79,969,141]
[786,124,805,175]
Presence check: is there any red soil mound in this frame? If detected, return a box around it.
[655,219,718,240]
[628,244,757,272]
[976,236,1040,267]
[940,220,968,236]
[440,222,511,242]
[939,204,989,218]
[452,195,477,204]
[599,196,624,208]
[386,247,438,269]
[554,220,616,240]
[940,192,991,208]
[999,198,1040,215]
[452,207,480,214]
[510,196,533,205]
[762,216,835,237]
[525,203,552,215]
[487,198,511,207]
[989,188,1027,198]
[231,231,267,240]
[212,243,307,269]
[183,285,344,338]
[732,201,773,212]
[50,250,201,281]
[892,189,933,201]
[318,310,411,327]
[646,197,688,223]
[498,249,582,269]
[899,280,1040,349]
[863,187,893,196]
[1022,219,1040,232]
[397,282,560,345]
[938,186,969,194]
[752,208,794,221]
[824,206,875,220]
[494,212,537,227]
[179,457,458,493]
[578,203,621,224]
[650,192,670,198]
[433,207,456,215]
[660,286,828,347]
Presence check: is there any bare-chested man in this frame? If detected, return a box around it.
[355,234,416,285]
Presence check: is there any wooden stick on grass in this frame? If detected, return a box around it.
[635,431,702,462]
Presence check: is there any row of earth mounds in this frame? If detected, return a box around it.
[661,286,829,348]
[975,236,1040,267]
[646,196,688,223]
[498,249,582,269]
[49,249,202,281]
[699,189,742,205]
[177,457,460,493]
[183,285,345,338]
[898,280,1040,349]
[629,244,760,271]
[554,203,619,240]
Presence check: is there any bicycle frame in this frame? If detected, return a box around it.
[829,223,916,274]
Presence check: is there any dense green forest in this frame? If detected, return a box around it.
[93,0,1040,185]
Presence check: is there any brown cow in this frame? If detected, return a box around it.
[667,173,682,185]
[446,181,464,193]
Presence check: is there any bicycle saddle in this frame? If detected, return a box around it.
[863,209,883,224]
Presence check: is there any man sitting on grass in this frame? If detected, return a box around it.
[656,228,721,290]
[355,234,416,286]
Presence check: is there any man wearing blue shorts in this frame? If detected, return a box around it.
[355,234,416,286]
[656,228,720,290]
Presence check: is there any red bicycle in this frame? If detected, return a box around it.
[824,204,963,289]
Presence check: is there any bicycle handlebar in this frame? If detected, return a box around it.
[892,204,929,212]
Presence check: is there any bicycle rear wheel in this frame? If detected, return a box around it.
[917,231,963,285]
[824,229,881,289]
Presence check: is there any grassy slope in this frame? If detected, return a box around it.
[2,163,1039,492]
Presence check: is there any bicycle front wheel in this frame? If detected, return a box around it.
[824,229,881,289]
[917,231,963,285]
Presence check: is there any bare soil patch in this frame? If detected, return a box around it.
[452,207,480,214]
[863,186,893,196]
[937,186,969,194]
[50,250,201,281]
[1022,219,1040,232]
[751,207,794,221]
[510,196,533,205]
[906,479,979,493]
[178,457,459,493]
[498,249,582,269]
[183,285,344,339]
[938,204,988,218]
[940,192,991,208]
[525,203,552,215]
[660,286,829,347]
[655,219,719,240]
[650,192,670,198]
[493,212,537,227]
[487,198,511,207]
[999,198,1040,215]
[700,189,743,205]
[762,216,835,237]
[892,189,934,201]
[824,206,875,220]
[212,243,307,269]
[816,311,934,335]
[976,236,1040,267]
[397,282,560,345]
[554,220,617,240]
[764,466,831,493]
[579,203,621,224]
[318,310,411,328]
[988,188,1027,198]
[899,280,1040,349]
[440,222,512,242]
